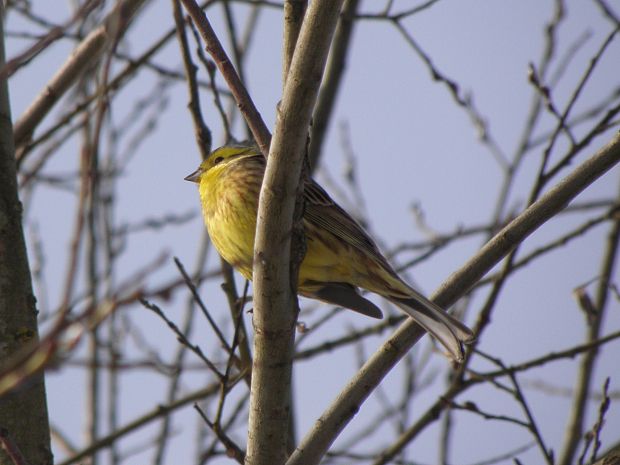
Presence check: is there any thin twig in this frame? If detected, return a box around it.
[179,0,271,154]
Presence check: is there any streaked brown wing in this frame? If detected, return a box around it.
[303,179,393,271]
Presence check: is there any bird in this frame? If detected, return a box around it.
[185,143,474,361]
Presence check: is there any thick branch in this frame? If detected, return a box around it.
[246,1,345,464]
[282,0,306,83]
[0,5,52,463]
[287,131,620,465]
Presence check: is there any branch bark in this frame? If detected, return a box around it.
[282,0,306,83]
[287,130,620,465]
[246,1,345,464]
[0,6,52,464]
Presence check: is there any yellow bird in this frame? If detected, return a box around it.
[185,144,474,361]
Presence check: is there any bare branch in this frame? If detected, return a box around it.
[558,176,620,465]
[287,132,620,465]
[12,0,149,147]
[179,0,271,154]
[248,1,346,463]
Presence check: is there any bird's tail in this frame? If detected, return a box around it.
[389,290,474,362]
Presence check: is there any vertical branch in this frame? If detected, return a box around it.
[102,130,120,465]
[172,0,212,157]
[246,1,345,464]
[84,11,124,460]
[221,0,247,84]
[490,0,565,224]
[281,0,306,452]
[84,118,101,465]
[179,0,271,155]
[220,260,253,377]
[558,177,620,465]
[225,3,262,140]
[0,4,53,463]
[282,0,306,83]
[308,0,360,171]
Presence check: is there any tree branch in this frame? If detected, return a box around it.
[308,0,360,171]
[0,5,52,462]
[179,0,271,155]
[558,173,620,465]
[287,131,620,465]
[12,0,148,149]
[246,1,345,464]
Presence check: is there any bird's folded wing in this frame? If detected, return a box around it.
[304,180,391,269]
[302,281,383,319]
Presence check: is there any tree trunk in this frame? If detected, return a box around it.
[0,7,53,465]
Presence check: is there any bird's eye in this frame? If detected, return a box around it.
[213,156,224,165]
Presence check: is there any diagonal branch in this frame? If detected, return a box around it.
[179,0,271,154]
[12,0,149,149]
[287,131,620,465]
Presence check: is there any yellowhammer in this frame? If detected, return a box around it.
[185,143,474,361]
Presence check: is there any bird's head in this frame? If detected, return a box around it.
[184,144,260,183]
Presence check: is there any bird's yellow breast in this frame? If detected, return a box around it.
[199,162,259,280]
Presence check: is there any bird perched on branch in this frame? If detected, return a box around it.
[185,143,474,361]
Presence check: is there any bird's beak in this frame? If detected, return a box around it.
[184,168,201,183]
